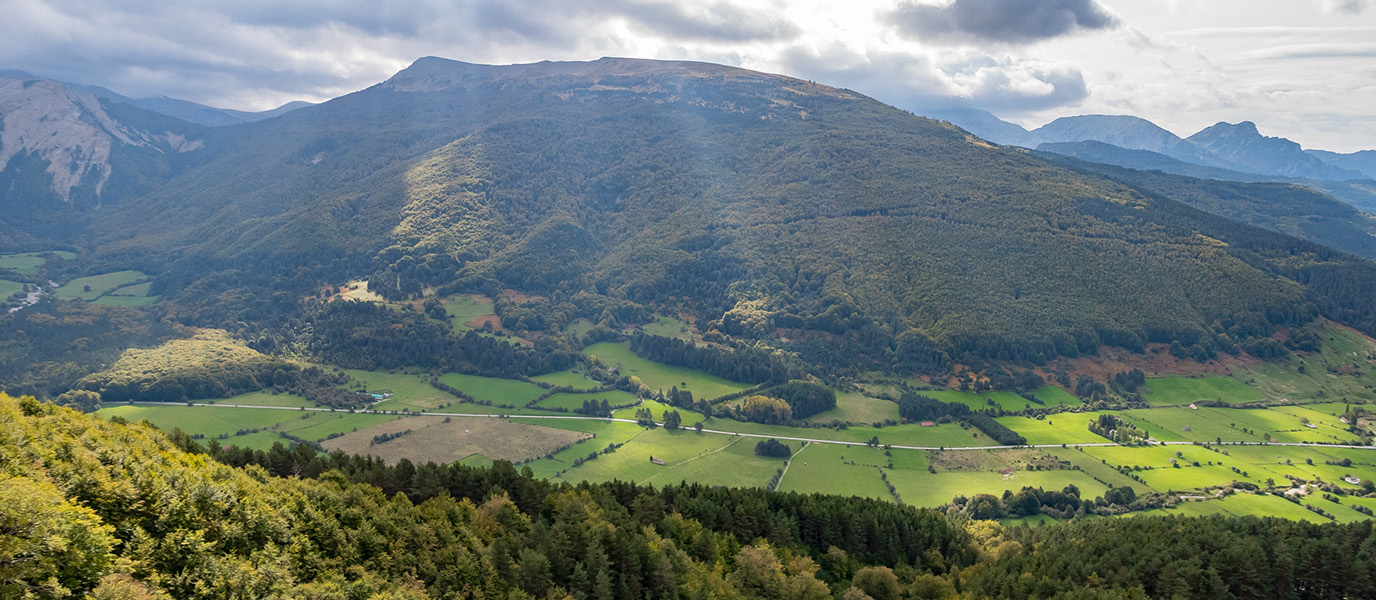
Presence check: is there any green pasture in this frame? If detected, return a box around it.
[778,443,893,500]
[442,294,496,332]
[998,413,1113,445]
[531,367,602,390]
[280,412,409,442]
[460,454,495,468]
[54,270,148,301]
[1140,376,1264,406]
[546,427,736,485]
[216,431,295,451]
[705,419,996,448]
[343,369,458,411]
[582,342,751,401]
[805,390,900,424]
[510,419,647,479]
[538,390,638,411]
[437,372,544,406]
[0,250,73,275]
[97,404,302,439]
[1121,407,1264,443]
[0,280,25,299]
[637,435,786,488]
[638,315,693,340]
[215,390,314,408]
[564,319,595,338]
[920,386,1080,412]
[892,468,1109,508]
[1234,323,1376,404]
[611,398,706,424]
[1056,449,1155,494]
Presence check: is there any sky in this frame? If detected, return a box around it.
[2,0,1373,152]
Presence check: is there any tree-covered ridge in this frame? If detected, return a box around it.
[74,57,1372,371]
[74,329,284,401]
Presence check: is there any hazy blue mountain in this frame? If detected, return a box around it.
[1030,115,1241,170]
[83,86,313,126]
[1035,140,1272,182]
[0,72,212,232]
[1308,148,1376,180]
[1187,121,1364,181]
[918,108,1039,146]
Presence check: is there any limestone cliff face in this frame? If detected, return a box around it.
[0,74,203,206]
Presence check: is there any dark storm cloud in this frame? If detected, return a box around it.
[885,0,1119,45]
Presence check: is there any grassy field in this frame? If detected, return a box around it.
[920,386,1081,411]
[214,390,314,408]
[638,315,693,340]
[637,435,786,489]
[508,419,647,479]
[54,270,149,301]
[531,367,602,390]
[96,404,305,440]
[437,372,544,405]
[893,469,1110,507]
[0,250,74,275]
[323,416,589,464]
[1140,376,1265,406]
[443,295,496,332]
[0,280,24,299]
[778,443,893,500]
[998,413,1115,445]
[545,427,740,485]
[343,369,459,411]
[538,390,638,411]
[611,399,707,424]
[1234,322,1376,404]
[582,342,750,400]
[707,419,997,447]
[804,390,901,424]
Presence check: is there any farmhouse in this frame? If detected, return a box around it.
[920,421,935,427]
[1345,476,1361,485]
[649,456,666,465]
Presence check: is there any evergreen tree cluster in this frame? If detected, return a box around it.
[766,380,837,419]
[629,333,800,388]
[754,438,793,458]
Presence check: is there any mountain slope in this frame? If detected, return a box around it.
[1031,115,1239,170]
[78,57,1359,364]
[1188,121,1364,181]
[1309,148,1376,180]
[1036,148,1376,258]
[0,72,212,233]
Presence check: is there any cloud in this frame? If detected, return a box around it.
[884,0,1119,45]
[775,44,1089,113]
[1319,0,1375,14]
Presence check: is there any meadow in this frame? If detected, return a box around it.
[777,442,893,500]
[436,372,545,405]
[1139,376,1264,406]
[538,390,638,411]
[998,412,1114,445]
[54,270,149,301]
[804,390,901,424]
[322,415,589,464]
[442,294,496,332]
[582,342,750,400]
[638,315,693,340]
[530,367,602,390]
[0,280,24,299]
[0,250,74,275]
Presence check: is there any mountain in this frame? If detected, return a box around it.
[1308,148,1376,180]
[0,72,214,235]
[1187,121,1365,181]
[48,56,1376,368]
[919,107,1039,146]
[1031,115,1242,170]
[1036,147,1376,258]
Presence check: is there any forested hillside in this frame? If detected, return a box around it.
[45,57,1375,371]
[6,392,1376,599]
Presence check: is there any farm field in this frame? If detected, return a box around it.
[546,427,739,485]
[322,416,589,465]
[1234,322,1376,404]
[920,386,1081,411]
[345,369,461,411]
[707,419,996,448]
[582,342,750,400]
[805,390,900,424]
[437,372,544,406]
[777,442,893,500]
[96,404,306,440]
[509,419,647,479]
[0,280,24,299]
[1140,376,1264,406]
[638,315,693,340]
[610,398,705,424]
[537,390,638,411]
[636,435,786,489]
[0,250,74,274]
[531,367,602,390]
[893,468,1110,508]
[1056,449,1155,494]
[54,270,148,301]
[442,294,497,332]
[998,413,1114,445]
[213,390,314,408]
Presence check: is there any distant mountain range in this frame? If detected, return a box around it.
[921,108,1374,182]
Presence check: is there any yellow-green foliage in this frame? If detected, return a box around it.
[76,329,284,401]
[740,395,793,425]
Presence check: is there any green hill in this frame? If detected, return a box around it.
[16,57,1374,368]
